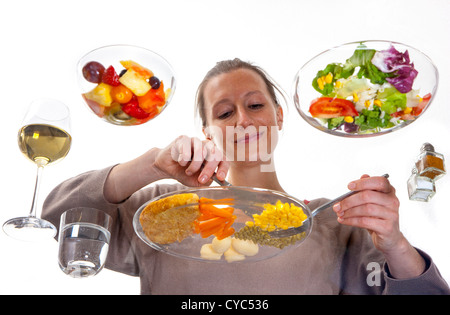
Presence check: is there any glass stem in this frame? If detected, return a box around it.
[29,164,44,218]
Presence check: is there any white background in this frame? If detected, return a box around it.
[1,0,449,295]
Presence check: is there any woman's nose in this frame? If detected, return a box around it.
[235,107,252,128]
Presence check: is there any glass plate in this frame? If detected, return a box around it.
[77,44,176,126]
[292,40,438,137]
[133,186,312,263]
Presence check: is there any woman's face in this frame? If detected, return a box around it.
[202,69,283,165]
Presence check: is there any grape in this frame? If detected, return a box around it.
[82,61,105,83]
[149,76,161,89]
[119,69,127,77]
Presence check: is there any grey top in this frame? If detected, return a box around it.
[42,166,450,295]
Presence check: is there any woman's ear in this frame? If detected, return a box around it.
[276,105,284,130]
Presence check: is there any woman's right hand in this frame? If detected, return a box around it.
[153,135,229,187]
[104,135,229,203]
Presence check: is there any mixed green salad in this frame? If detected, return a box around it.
[309,43,431,134]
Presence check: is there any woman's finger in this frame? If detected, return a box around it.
[347,175,393,194]
[184,137,205,176]
[203,140,217,162]
[336,189,396,213]
[197,140,221,184]
[215,159,230,181]
[337,202,398,222]
[171,135,192,167]
[337,215,393,235]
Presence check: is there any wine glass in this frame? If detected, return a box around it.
[3,98,72,241]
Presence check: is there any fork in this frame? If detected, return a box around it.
[268,174,389,238]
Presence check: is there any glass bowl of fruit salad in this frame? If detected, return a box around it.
[292,40,438,137]
[77,44,176,126]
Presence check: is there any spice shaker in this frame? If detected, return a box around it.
[415,143,446,181]
[407,168,436,202]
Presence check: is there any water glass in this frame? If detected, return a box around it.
[58,207,112,278]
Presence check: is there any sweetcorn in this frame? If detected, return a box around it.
[247,200,307,232]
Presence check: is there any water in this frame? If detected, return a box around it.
[58,223,110,278]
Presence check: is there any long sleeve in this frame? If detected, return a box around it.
[341,227,450,294]
[42,166,119,234]
[382,248,450,295]
[308,198,450,295]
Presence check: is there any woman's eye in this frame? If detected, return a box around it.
[217,111,232,119]
[249,103,263,109]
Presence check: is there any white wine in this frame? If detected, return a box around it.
[18,124,72,166]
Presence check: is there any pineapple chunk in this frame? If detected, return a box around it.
[119,69,151,96]
[83,83,113,107]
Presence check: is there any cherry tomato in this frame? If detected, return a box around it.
[111,84,133,104]
[309,97,358,118]
[391,93,432,120]
[411,93,431,116]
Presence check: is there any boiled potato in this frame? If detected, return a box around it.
[200,244,222,260]
[211,236,232,254]
[224,246,246,263]
[231,238,259,256]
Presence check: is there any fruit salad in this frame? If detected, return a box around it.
[81,60,169,125]
[309,44,431,135]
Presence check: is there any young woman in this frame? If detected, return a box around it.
[42,59,449,294]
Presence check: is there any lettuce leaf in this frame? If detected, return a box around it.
[377,87,407,115]
[313,44,394,96]
[312,63,353,95]
[343,46,393,85]
[327,117,345,129]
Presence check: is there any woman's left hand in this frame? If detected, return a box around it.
[332,174,404,254]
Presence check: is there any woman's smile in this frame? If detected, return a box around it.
[234,129,266,144]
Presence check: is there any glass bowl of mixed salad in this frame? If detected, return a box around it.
[77,45,176,126]
[292,40,438,137]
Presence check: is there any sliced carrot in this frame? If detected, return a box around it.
[216,227,235,240]
[197,216,228,231]
[225,216,236,228]
[198,211,215,221]
[194,198,237,238]
[200,229,215,239]
[201,205,234,219]
[222,216,236,231]
[214,215,236,239]
[193,221,201,234]
[200,222,227,238]
[199,197,234,206]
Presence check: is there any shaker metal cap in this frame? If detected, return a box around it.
[421,143,435,152]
